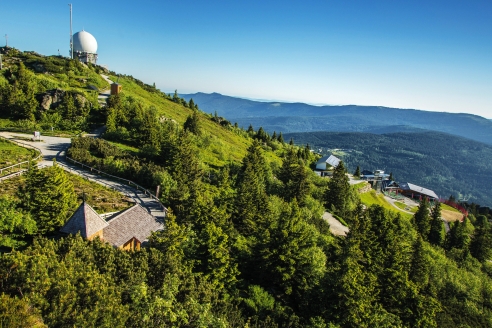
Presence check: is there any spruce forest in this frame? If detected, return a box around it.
[1,49,492,327]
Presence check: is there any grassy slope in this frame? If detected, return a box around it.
[360,190,413,219]
[394,201,418,213]
[441,204,463,222]
[0,139,38,168]
[111,75,261,167]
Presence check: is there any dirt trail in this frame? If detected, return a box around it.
[322,212,349,236]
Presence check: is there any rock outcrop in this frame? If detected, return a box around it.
[36,89,89,112]
[37,89,66,111]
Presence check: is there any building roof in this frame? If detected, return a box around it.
[102,204,164,247]
[316,154,340,167]
[382,180,399,189]
[399,182,438,199]
[61,202,109,238]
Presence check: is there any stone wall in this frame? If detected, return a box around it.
[357,182,372,194]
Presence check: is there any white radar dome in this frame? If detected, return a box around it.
[73,30,98,53]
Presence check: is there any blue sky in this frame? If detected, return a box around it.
[2,0,491,117]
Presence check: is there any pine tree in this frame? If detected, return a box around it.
[167,131,203,224]
[469,215,492,262]
[233,141,270,235]
[428,202,444,246]
[21,163,77,234]
[409,236,430,289]
[195,222,239,291]
[277,131,284,143]
[258,200,326,303]
[183,108,201,135]
[325,161,355,219]
[188,98,195,110]
[354,165,361,177]
[413,197,431,240]
[278,148,310,205]
[4,62,38,120]
[140,106,162,154]
[0,196,37,248]
[289,137,294,145]
[255,127,269,142]
[336,213,385,327]
[445,217,471,251]
[173,89,180,103]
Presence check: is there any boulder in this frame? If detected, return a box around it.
[36,89,65,111]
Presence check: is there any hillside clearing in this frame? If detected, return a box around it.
[359,190,413,219]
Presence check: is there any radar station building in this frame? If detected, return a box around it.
[72,30,98,64]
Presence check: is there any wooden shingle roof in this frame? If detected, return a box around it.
[60,202,109,238]
[102,204,164,247]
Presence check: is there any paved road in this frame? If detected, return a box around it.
[0,132,166,219]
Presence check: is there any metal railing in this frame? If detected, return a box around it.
[0,135,42,178]
[64,156,167,212]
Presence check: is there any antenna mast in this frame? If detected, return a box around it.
[69,4,73,59]
[4,34,8,47]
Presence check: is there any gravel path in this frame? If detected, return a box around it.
[322,212,349,236]
[97,74,112,106]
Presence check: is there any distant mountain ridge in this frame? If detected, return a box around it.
[181,92,492,145]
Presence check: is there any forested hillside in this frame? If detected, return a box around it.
[181,92,492,146]
[1,49,492,327]
[284,131,492,206]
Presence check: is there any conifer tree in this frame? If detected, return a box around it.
[4,62,38,120]
[428,202,444,246]
[445,217,471,251]
[196,222,239,291]
[22,162,77,234]
[409,236,430,289]
[354,165,361,177]
[257,200,326,304]
[173,89,180,103]
[469,215,492,262]
[0,196,37,248]
[278,148,310,205]
[325,161,355,219]
[168,131,203,224]
[140,106,162,154]
[277,132,284,143]
[183,108,201,135]
[336,212,386,327]
[233,141,270,235]
[413,197,431,240]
